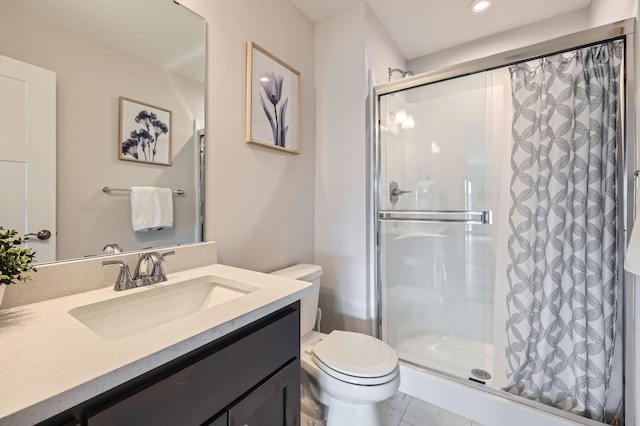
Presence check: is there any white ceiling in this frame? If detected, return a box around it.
[4,0,206,82]
[290,0,593,59]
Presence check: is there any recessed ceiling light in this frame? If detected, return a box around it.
[471,0,491,13]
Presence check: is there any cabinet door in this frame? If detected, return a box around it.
[203,411,227,426]
[228,360,300,426]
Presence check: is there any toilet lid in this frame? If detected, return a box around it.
[311,330,398,378]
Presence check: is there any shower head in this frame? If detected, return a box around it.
[388,67,415,81]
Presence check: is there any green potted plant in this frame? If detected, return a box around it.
[0,227,37,286]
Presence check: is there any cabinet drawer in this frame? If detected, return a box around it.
[87,306,299,426]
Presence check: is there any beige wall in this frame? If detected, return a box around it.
[315,2,406,334]
[590,0,637,26]
[365,4,407,85]
[180,0,316,272]
[0,4,204,260]
[315,3,368,334]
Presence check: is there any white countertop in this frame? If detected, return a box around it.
[0,264,311,426]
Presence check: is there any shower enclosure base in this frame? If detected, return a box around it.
[399,362,602,426]
[394,333,495,386]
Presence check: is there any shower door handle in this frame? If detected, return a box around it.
[379,210,493,225]
[389,181,412,204]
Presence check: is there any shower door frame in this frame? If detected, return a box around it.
[371,18,636,426]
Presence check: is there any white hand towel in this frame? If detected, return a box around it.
[130,186,174,232]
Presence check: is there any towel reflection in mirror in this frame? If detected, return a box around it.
[130,187,174,232]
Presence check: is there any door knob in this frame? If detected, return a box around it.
[26,230,52,240]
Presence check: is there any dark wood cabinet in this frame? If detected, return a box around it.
[228,360,300,426]
[203,412,227,426]
[38,302,300,426]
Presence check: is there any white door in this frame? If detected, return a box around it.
[0,55,56,262]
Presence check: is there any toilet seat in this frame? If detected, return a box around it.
[310,331,398,386]
[311,355,399,386]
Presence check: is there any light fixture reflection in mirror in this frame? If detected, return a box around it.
[394,109,408,124]
[0,0,206,264]
[401,115,415,129]
[390,109,414,130]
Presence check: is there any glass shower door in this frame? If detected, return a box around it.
[378,72,497,383]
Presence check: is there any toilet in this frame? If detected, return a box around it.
[271,264,400,426]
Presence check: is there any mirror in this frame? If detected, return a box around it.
[0,0,206,264]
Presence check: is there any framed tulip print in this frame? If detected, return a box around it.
[246,41,301,154]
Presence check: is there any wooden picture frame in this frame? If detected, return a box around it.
[119,97,172,166]
[246,42,301,154]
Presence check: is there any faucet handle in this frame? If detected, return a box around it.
[149,251,175,281]
[159,250,175,259]
[102,260,134,291]
[149,250,175,266]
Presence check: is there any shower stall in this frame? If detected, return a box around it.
[373,20,635,425]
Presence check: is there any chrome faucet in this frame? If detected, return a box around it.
[132,252,154,285]
[102,243,123,254]
[133,251,175,284]
[102,250,175,291]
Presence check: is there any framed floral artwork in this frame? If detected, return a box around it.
[119,97,172,165]
[246,42,301,154]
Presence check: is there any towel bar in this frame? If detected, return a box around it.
[102,186,185,195]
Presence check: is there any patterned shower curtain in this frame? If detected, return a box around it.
[504,40,622,421]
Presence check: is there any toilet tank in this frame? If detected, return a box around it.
[271,264,322,337]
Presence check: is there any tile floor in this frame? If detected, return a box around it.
[379,392,483,426]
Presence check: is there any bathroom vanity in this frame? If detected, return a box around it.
[45,303,300,426]
[0,263,309,426]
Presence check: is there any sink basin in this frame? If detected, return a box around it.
[68,276,259,340]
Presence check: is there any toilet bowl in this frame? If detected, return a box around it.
[271,264,400,426]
